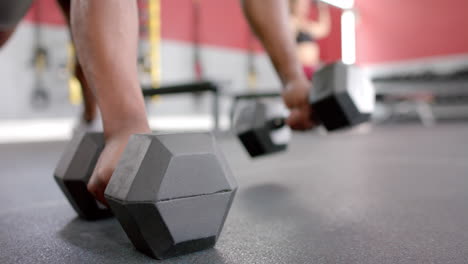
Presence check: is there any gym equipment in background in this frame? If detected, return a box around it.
[30,0,50,110]
[148,0,161,94]
[67,43,82,105]
[136,0,162,100]
[246,29,258,90]
[192,0,203,80]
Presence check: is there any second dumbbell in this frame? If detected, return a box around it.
[235,62,375,157]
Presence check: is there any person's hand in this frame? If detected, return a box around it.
[87,127,150,205]
[282,78,318,130]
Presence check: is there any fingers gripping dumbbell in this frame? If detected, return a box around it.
[235,62,375,157]
[54,132,237,259]
[54,132,111,220]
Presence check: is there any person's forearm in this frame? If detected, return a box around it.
[70,0,149,136]
[241,0,305,85]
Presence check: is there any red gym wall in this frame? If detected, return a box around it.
[23,0,468,66]
[310,5,342,63]
[355,0,468,65]
[161,0,342,62]
[23,0,342,63]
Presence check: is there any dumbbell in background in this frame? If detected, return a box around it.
[54,131,237,259]
[235,62,375,157]
[235,100,291,157]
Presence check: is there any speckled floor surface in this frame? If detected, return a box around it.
[1,125,468,264]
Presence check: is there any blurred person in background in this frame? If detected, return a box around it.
[289,0,331,80]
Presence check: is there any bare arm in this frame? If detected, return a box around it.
[241,0,304,85]
[70,0,150,203]
[241,0,315,130]
[70,0,149,136]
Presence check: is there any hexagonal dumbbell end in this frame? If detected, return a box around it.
[54,131,112,220]
[104,132,237,259]
[235,101,291,157]
[310,62,375,131]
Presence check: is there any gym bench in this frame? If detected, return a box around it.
[141,81,221,131]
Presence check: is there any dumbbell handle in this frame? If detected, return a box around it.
[266,118,286,130]
[267,110,322,130]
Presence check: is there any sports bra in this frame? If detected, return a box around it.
[296,30,315,43]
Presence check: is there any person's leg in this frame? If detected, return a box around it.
[56,0,97,123]
[70,0,150,203]
[0,0,34,48]
[75,63,97,122]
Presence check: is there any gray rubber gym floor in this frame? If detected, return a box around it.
[1,124,468,264]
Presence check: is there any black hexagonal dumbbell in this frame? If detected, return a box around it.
[310,62,375,130]
[54,131,112,220]
[55,131,237,259]
[235,62,375,157]
[104,132,237,259]
[234,101,291,157]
